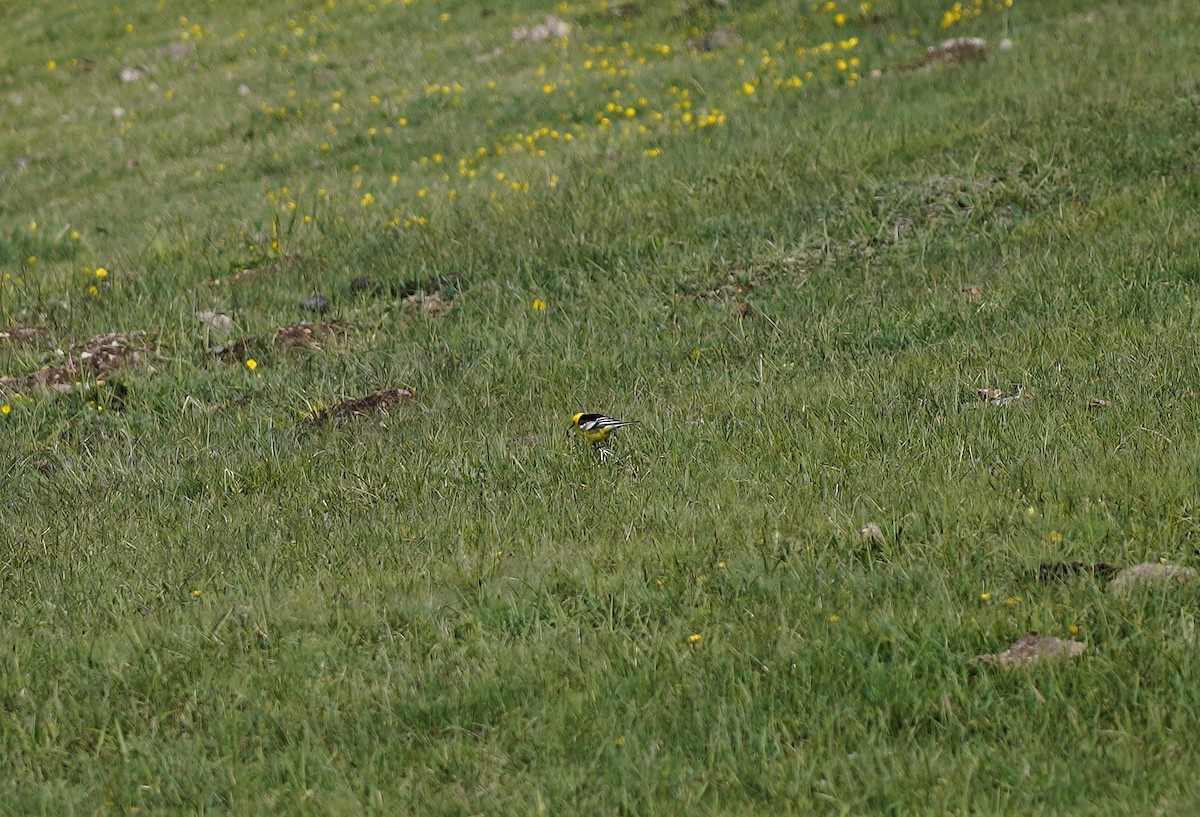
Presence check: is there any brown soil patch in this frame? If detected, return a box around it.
[395,274,457,300]
[887,37,989,77]
[0,331,149,394]
[0,325,50,344]
[310,388,415,423]
[211,337,257,363]
[916,37,989,68]
[1037,561,1118,583]
[978,632,1086,670]
[213,322,350,361]
[274,322,349,351]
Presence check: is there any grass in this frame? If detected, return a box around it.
[3,0,1200,813]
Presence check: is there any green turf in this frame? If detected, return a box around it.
[4,0,1200,813]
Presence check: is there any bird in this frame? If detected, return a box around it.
[570,412,636,446]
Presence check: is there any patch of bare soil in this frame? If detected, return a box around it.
[274,322,349,351]
[978,632,1086,669]
[1037,561,1118,583]
[0,331,149,394]
[1107,562,1197,596]
[309,388,415,423]
[210,337,257,363]
[212,322,349,361]
[0,325,50,344]
[874,37,991,79]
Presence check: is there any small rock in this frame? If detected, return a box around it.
[196,310,233,331]
[119,66,149,83]
[349,277,374,294]
[1107,562,1197,596]
[300,293,330,314]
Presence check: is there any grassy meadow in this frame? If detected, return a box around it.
[4,0,1200,812]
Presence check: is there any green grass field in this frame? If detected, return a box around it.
[4,0,1200,813]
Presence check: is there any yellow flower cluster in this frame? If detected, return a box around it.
[25,0,984,246]
[235,0,887,230]
[941,0,1014,28]
[0,392,34,416]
